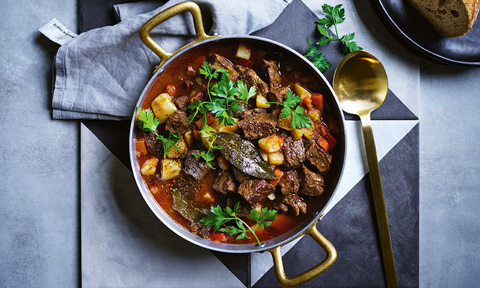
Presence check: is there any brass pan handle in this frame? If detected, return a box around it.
[268,217,337,287]
[139,1,219,70]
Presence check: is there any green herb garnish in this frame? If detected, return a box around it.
[200,202,277,246]
[136,107,180,158]
[136,107,160,135]
[305,4,362,73]
[195,61,255,127]
[157,131,181,158]
[192,123,222,169]
[268,91,312,130]
[187,61,256,167]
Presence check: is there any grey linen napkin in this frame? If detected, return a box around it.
[52,0,292,120]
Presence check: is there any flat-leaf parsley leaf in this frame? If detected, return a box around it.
[136,108,180,158]
[200,202,277,246]
[305,3,362,73]
[268,91,313,130]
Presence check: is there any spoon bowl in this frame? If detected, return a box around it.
[333,51,397,288]
[333,51,388,116]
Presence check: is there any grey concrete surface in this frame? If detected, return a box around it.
[0,1,78,287]
[419,60,480,287]
[1,0,480,287]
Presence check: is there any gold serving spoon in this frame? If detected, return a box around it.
[333,51,397,288]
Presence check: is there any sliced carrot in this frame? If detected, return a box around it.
[192,128,201,140]
[277,136,284,147]
[211,232,227,243]
[194,118,204,129]
[194,113,215,129]
[325,132,337,150]
[269,168,284,186]
[316,136,330,152]
[301,94,313,112]
[189,92,204,103]
[319,122,329,137]
[205,113,215,125]
[135,140,148,156]
[311,93,324,111]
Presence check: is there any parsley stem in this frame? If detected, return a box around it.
[333,19,339,40]
[207,77,213,102]
[239,218,262,246]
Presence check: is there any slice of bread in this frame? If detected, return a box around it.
[407,0,480,37]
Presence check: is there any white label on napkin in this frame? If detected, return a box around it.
[39,18,78,45]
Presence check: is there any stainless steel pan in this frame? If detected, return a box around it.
[129,2,346,286]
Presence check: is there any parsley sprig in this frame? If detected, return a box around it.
[200,202,277,246]
[268,91,312,130]
[187,61,256,167]
[192,123,222,169]
[137,108,160,135]
[305,4,362,73]
[157,131,181,158]
[136,107,180,158]
[198,61,256,126]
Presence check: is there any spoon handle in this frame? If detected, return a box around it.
[360,114,398,288]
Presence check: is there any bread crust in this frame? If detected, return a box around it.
[408,0,480,37]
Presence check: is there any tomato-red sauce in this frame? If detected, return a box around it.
[135,39,337,244]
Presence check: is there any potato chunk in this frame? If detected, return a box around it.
[294,83,311,100]
[166,137,188,158]
[291,129,303,140]
[258,134,282,153]
[161,159,182,180]
[268,151,284,165]
[259,148,269,162]
[151,93,177,123]
[141,157,159,176]
[236,44,251,60]
[277,113,293,131]
[211,118,238,133]
[256,95,271,108]
[184,130,194,147]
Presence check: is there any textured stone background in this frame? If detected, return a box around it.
[1,0,479,287]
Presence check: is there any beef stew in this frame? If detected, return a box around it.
[134,39,341,245]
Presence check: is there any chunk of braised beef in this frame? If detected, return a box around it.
[271,198,289,213]
[233,167,251,183]
[267,87,290,104]
[189,222,212,238]
[282,136,306,169]
[184,150,212,180]
[238,68,269,96]
[304,140,332,172]
[300,164,324,196]
[260,59,282,89]
[209,53,239,81]
[282,194,307,216]
[226,197,252,217]
[165,110,189,134]
[234,64,247,74]
[213,170,237,195]
[143,131,163,157]
[173,95,189,111]
[242,108,267,118]
[237,180,275,205]
[278,170,300,195]
[237,113,277,139]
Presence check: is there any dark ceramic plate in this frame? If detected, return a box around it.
[372,0,480,66]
